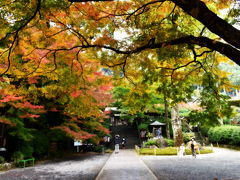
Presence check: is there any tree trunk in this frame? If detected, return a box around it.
[171,104,183,146]
[163,92,170,139]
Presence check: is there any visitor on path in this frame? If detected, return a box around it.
[114,135,121,153]
[178,143,186,157]
[190,138,197,158]
[121,137,126,149]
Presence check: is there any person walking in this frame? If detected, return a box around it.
[178,143,186,157]
[114,135,121,153]
[121,137,126,149]
[190,138,197,158]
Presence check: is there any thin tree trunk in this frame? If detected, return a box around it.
[163,92,170,139]
[171,104,183,146]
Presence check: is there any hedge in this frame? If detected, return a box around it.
[139,147,213,155]
[208,125,240,146]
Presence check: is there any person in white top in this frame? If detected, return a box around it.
[178,143,185,157]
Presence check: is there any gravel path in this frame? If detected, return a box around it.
[141,148,240,180]
[0,153,110,180]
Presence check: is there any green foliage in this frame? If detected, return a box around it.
[31,130,49,158]
[208,125,240,146]
[0,156,5,164]
[164,138,174,147]
[46,129,67,142]
[143,139,157,147]
[92,145,103,153]
[18,143,34,158]
[12,151,24,162]
[182,132,195,142]
[138,123,148,130]
[143,138,173,147]
[179,109,191,117]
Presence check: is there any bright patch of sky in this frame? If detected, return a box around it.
[113,29,129,41]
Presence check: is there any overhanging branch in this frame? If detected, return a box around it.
[39,35,240,66]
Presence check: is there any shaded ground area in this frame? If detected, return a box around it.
[142,148,240,180]
[96,149,158,180]
[0,153,110,180]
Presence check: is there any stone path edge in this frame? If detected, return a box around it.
[95,150,159,180]
[94,152,114,180]
[137,153,158,180]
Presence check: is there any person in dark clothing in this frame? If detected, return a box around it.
[114,135,121,153]
[190,138,197,158]
[121,137,126,149]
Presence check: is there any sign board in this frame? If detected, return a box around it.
[74,140,82,146]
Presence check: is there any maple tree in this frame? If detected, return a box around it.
[0,0,239,150]
[0,52,113,158]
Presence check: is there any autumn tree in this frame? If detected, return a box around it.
[0,0,239,148]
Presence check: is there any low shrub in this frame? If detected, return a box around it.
[140,147,177,155]
[105,149,113,153]
[156,147,177,155]
[139,147,213,155]
[208,125,240,146]
[164,139,174,147]
[0,156,4,164]
[11,151,24,162]
[182,132,195,142]
[143,139,157,147]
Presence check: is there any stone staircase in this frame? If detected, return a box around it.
[110,125,140,149]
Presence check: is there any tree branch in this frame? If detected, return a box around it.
[171,0,240,49]
[38,35,240,65]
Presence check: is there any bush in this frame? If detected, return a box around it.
[12,151,24,162]
[208,125,240,146]
[0,156,4,164]
[164,138,174,147]
[144,139,157,147]
[139,147,213,155]
[182,132,195,142]
[92,145,103,153]
[156,147,177,155]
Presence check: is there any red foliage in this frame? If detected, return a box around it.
[28,76,40,84]
[20,113,40,118]
[0,95,23,102]
[53,126,96,140]
[96,126,110,134]
[15,101,44,109]
[94,72,102,76]
[71,90,82,98]
[0,77,6,82]
[49,107,60,112]
[0,118,14,125]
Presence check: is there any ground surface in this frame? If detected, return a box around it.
[142,148,240,180]
[96,149,158,180]
[0,153,110,180]
[0,148,240,180]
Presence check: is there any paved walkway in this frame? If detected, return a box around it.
[95,149,158,180]
[142,148,240,180]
